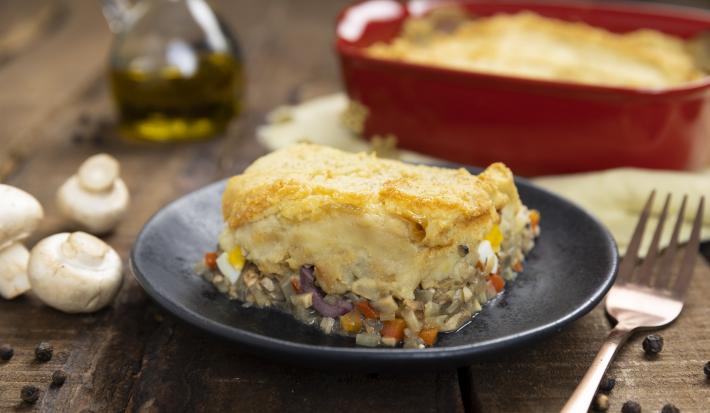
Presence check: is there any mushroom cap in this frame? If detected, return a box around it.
[57,176,130,234]
[0,185,44,250]
[0,243,31,300]
[28,232,123,313]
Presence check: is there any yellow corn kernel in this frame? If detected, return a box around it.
[340,310,363,333]
[227,246,245,269]
[484,224,503,252]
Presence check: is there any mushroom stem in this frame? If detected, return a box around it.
[61,232,109,266]
[78,154,120,193]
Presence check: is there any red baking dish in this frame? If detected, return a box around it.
[335,0,710,176]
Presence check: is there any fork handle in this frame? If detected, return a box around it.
[561,326,632,413]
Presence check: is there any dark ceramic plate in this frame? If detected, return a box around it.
[130,168,618,369]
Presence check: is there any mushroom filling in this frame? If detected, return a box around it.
[199,206,539,349]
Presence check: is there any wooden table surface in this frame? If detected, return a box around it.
[1,1,709,412]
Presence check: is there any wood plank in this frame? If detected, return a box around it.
[123,317,463,413]
[0,0,64,67]
[0,0,111,180]
[0,0,464,411]
[467,256,710,412]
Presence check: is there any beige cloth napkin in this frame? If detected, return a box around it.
[257,93,710,256]
[534,170,710,255]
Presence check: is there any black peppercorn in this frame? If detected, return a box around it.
[20,385,40,404]
[0,344,13,361]
[642,334,663,356]
[704,361,710,379]
[621,400,641,413]
[661,404,680,413]
[458,244,469,257]
[35,341,53,362]
[52,370,67,386]
[592,393,609,411]
[599,377,616,393]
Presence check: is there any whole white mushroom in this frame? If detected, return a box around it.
[28,232,123,313]
[57,153,129,234]
[0,243,31,299]
[0,184,44,250]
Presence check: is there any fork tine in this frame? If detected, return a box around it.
[672,196,704,298]
[617,191,655,283]
[636,194,671,285]
[654,195,687,288]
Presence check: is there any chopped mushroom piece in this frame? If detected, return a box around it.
[57,153,129,234]
[0,243,31,299]
[28,232,123,313]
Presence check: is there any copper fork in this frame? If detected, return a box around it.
[561,192,705,413]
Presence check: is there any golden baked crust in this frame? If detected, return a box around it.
[223,143,518,246]
[366,10,704,89]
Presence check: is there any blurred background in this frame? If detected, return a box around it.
[2,0,708,153]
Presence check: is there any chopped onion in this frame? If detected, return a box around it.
[424,315,448,330]
[477,240,499,274]
[424,302,441,317]
[403,337,424,349]
[372,295,398,313]
[279,277,296,300]
[300,266,352,317]
[415,289,435,303]
[260,277,275,291]
[462,286,473,302]
[320,317,336,334]
[402,308,421,333]
[355,332,381,347]
[442,312,468,331]
[290,292,313,308]
[381,337,397,347]
[379,312,395,321]
[445,299,462,315]
[216,252,241,284]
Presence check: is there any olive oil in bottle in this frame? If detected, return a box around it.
[110,52,243,142]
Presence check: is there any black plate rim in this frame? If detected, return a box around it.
[130,174,618,365]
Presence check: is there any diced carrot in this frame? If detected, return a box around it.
[512,261,523,272]
[529,210,540,231]
[290,277,301,293]
[204,252,218,270]
[340,310,363,333]
[418,328,439,346]
[381,319,406,342]
[488,274,505,293]
[355,300,379,319]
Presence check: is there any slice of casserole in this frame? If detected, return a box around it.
[207,143,539,348]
